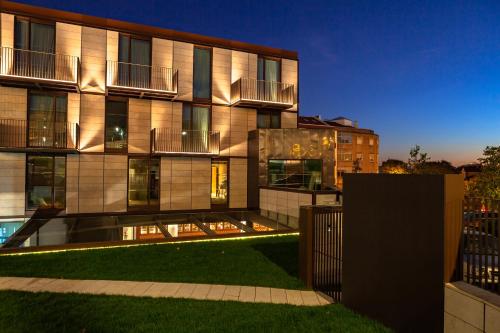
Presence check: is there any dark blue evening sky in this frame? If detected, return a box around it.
[17,0,500,165]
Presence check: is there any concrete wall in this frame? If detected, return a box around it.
[79,94,105,152]
[0,13,14,48]
[229,158,247,208]
[259,188,312,229]
[128,98,151,153]
[160,157,211,210]
[81,27,106,93]
[173,41,193,101]
[281,59,298,112]
[0,153,25,216]
[212,47,231,105]
[445,282,500,333]
[0,87,27,119]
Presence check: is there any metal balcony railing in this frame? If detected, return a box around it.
[0,47,79,83]
[106,60,178,94]
[151,129,220,155]
[0,119,79,150]
[231,78,295,107]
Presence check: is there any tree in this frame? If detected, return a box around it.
[408,145,430,173]
[352,158,362,173]
[416,160,458,175]
[380,159,408,174]
[470,146,500,199]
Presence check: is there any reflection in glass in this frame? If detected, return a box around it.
[211,160,228,206]
[268,159,322,190]
[128,158,160,209]
[29,94,67,148]
[193,47,211,100]
[118,35,151,88]
[26,155,66,210]
[257,110,281,129]
[105,100,128,151]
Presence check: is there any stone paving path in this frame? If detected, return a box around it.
[0,277,332,307]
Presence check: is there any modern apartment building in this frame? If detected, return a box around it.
[299,116,379,189]
[0,1,338,246]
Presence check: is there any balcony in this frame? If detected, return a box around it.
[151,129,220,156]
[231,78,295,108]
[0,47,79,91]
[0,119,79,152]
[106,60,178,99]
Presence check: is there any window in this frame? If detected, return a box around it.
[182,104,210,151]
[257,110,281,129]
[14,18,55,78]
[369,154,376,162]
[128,158,160,210]
[339,150,352,161]
[105,99,128,152]
[356,153,363,161]
[118,34,151,87]
[356,136,363,145]
[369,138,375,146]
[258,57,281,82]
[26,155,66,210]
[338,133,352,144]
[28,92,67,148]
[211,160,228,207]
[268,159,322,190]
[193,47,212,101]
[0,222,23,244]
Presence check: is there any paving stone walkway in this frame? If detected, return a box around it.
[0,277,332,307]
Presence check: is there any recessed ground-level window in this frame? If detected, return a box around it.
[268,159,322,190]
[26,155,66,210]
[128,157,160,210]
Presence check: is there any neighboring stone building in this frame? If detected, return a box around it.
[299,116,379,189]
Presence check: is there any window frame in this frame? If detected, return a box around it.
[192,45,213,103]
[267,159,323,190]
[104,96,129,154]
[257,55,282,82]
[14,16,55,52]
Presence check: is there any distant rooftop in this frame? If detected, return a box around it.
[298,116,377,135]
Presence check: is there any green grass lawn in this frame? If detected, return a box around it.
[0,290,390,333]
[0,234,304,289]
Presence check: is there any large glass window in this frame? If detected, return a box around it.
[26,155,66,210]
[258,57,281,82]
[338,132,353,144]
[268,159,322,190]
[128,158,160,210]
[118,35,151,87]
[29,92,67,148]
[105,100,128,152]
[257,110,281,129]
[211,160,228,207]
[14,18,55,78]
[193,47,211,100]
[182,104,210,151]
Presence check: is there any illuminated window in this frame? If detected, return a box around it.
[268,159,322,190]
[356,153,363,161]
[369,138,375,146]
[211,159,228,207]
[369,154,376,162]
[339,150,352,161]
[356,136,363,145]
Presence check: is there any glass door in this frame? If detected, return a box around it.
[258,57,281,102]
[211,160,228,208]
[28,93,67,148]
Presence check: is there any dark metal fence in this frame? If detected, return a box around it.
[151,128,220,155]
[231,77,294,106]
[107,60,178,93]
[0,119,79,150]
[299,205,343,302]
[0,47,79,83]
[462,197,500,294]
